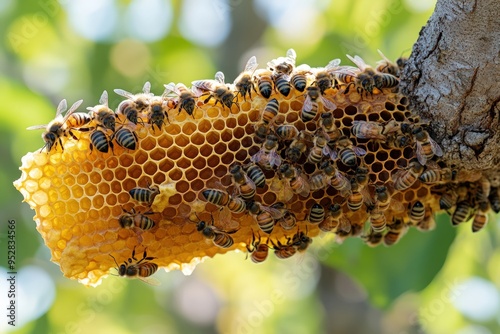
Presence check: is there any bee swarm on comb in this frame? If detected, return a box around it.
[14,49,496,286]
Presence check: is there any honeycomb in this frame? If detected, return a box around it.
[14,50,495,286]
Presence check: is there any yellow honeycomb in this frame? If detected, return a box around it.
[14,51,493,286]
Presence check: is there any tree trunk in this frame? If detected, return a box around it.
[400,0,500,183]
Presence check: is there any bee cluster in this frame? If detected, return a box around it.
[15,49,496,286]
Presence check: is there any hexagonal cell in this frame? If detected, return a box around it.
[175,134,190,148]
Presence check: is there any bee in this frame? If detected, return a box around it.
[476,177,491,203]
[286,131,311,162]
[247,201,284,234]
[413,127,443,166]
[488,187,500,213]
[272,73,291,97]
[113,127,139,150]
[290,64,311,92]
[271,202,297,230]
[253,121,271,142]
[376,49,401,77]
[417,209,437,232]
[163,82,200,117]
[409,201,426,225]
[196,214,238,248]
[310,161,350,195]
[386,134,411,149]
[308,203,325,224]
[253,69,274,99]
[347,179,366,212]
[89,129,113,153]
[472,201,490,233]
[192,71,237,110]
[301,86,337,122]
[384,219,407,246]
[311,58,341,94]
[129,184,160,206]
[276,124,300,141]
[344,54,378,95]
[27,99,84,152]
[364,230,384,247]
[369,209,386,233]
[373,72,399,91]
[65,111,92,130]
[277,163,311,198]
[230,164,256,201]
[419,167,456,184]
[147,96,169,131]
[292,230,312,252]
[234,55,258,100]
[440,186,458,210]
[88,90,117,131]
[118,207,156,231]
[373,185,404,213]
[115,82,152,125]
[351,120,400,141]
[319,203,350,233]
[201,189,246,214]
[267,48,296,75]
[243,162,266,189]
[392,161,424,191]
[331,136,367,167]
[251,134,281,170]
[307,134,330,164]
[452,200,473,226]
[319,112,342,142]
[261,98,280,124]
[246,232,269,263]
[110,247,159,285]
[272,237,297,260]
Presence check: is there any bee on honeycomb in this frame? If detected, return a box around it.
[14,49,494,286]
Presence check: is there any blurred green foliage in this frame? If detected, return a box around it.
[1,0,500,333]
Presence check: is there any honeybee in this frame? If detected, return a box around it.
[201,189,246,214]
[113,127,139,150]
[373,185,404,213]
[271,202,296,230]
[261,98,280,124]
[340,54,378,94]
[277,163,311,198]
[267,48,296,75]
[364,230,384,247]
[273,74,291,97]
[347,178,367,212]
[376,49,401,77]
[196,214,238,248]
[373,72,399,91]
[413,127,443,166]
[246,231,269,263]
[129,184,160,206]
[89,129,113,153]
[27,99,84,152]
[392,160,424,191]
[247,201,284,234]
[88,90,117,132]
[386,134,411,149]
[118,207,156,231]
[251,134,281,170]
[476,177,491,203]
[253,69,274,99]
[292,230,312,252]
[311,58,341,94]
[351,120,400,141]
[409,201,426,225]
[369,209,386,233]
[230,164,256,201]
[384,221,407,246]
[319,203,340,232]
[243,162,266,189]
[276,124,299,141]
[307,134,331,164]
[301,86,337,122]
[419,166,456,184]
[417,209,437,232]
[272,237,296,260]
[331,136,367,167]
[234,56,258,100]
[472,201,489,233]
[147,96,169,131]
[110,247,159,285]
[440,185,458,210]
[115,82,152,125]
[488,187,500,213]
[65,111,92,130]
[452,200,473,226]
[290,64,311,92]
[309,161,346,193]
[319,112,342,142]
[286,131,311,162]
[308,203,325,224]
[192,71,237,110]
[253,121,271,142]
[163,82,200,117]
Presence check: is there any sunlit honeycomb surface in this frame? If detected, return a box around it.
[14,54,492,286]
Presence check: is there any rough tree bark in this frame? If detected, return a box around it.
[401,0,500,183]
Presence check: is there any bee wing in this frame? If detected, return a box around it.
[429,138,444,157]
[329,148,338,160]
[286,48,297,64]
[269,151,282,168]
[353,146,367,156]
[320,96,337,110]
[244,56,258,72]
[215,71,225,84]
[218,206,232,226]
[303,95,313,110]
[262,206,285,220]
[250,150,265,164]
[332,67,359,77]
[325,58,341,71]
[138,276,161,286]
[192,79,217,92]
[296,176,311,197]
[338,217,351,233]
[346,54,369,71]
[415,141,427,166]
[322,145,333,158]
[61,99,84,123]
[142,81,151,94]
[390,200,406,213]
[275,180,295,203]
[114,88,134,99]
[190,85,206,97]
[294,64,311,72]
[244,173,257,191]
[55,99,68,117]
[163,82,176,95]
[26,124,48,130]
[99,90,109,106]
[377,49,392,63]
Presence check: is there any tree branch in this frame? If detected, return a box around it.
[401,0,500,182]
